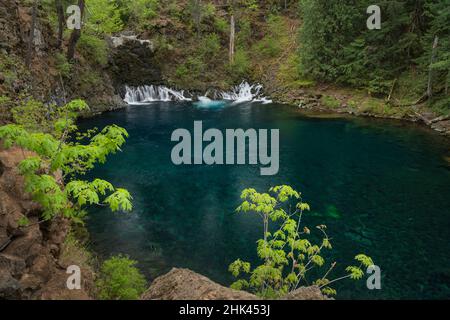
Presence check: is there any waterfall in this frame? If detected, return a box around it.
[123,82,271,105]
[123,85,192,104]
[219,81,272,104]
[194,96,227,109]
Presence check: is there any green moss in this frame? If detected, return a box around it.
[320,95,341,109]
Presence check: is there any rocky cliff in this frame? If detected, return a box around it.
[0,146,94,299]
[0,0,124,117]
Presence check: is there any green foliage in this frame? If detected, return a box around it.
[0,99,132,222]
[11,99,58,133]
[199,33,221,58]
[85,0,124,35]
[54,53,72,78]
[229,49,250,77]
[320,95,341,109]
[214,17,228,34]
[0,95,13,122]
[0,52,29,88]
[253,15,285,58]
[96,255,147,300]
[429,96,450,116]
[418,1,450,108]
[230,186,373,298]
[17,216,30,227]
[175,56,205,83]
[116,0,159,30]
[77,34,109,67]
[298,0,450,103]
[255,37,281,58]
[0,96,11,105]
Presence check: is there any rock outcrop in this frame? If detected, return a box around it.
[282,286,331,300]
[0,0,125,115]
[0,146,93,300]
[108,32,163,90]
[142,268,258,300]
[141,268,329,300]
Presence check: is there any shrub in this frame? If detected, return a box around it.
[214,17,228,34]
[175,64,189,79]
[229,186,373,298]
[11,98,55,133]
[255,37,281,58]
[320,95,341,109]
[229,49,250,77]
[85,0,124,34]
[96,255,147,300]
[176,56,205,83]
[199,33,221,58]
[77,34,109,67]
[429,96,450,116]
[54,53,72,78]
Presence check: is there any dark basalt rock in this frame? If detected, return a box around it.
[0,147,93,300]
[109,35,163,90]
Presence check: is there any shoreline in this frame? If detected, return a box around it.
[91,91,450,139]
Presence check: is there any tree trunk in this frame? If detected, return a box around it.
[26,0,38,68]
[229,14,235,64]
[445,71,449,95]
[55,0,64,49]
[67,0,85,62]
[427,36,439,98]
[194,0,201,37]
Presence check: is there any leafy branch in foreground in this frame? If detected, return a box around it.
[229,185,373,298]
[0,98,132,223]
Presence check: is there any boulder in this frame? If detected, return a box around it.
[0,270,21,299]
[282,286,331,300]
[0,253,26,276]
[142,268,259,300]
[142,268,330,300]
[109,33,162,88]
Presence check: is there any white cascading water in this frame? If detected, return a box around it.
[124,85,192,104]
[219,81,272,104]
[123,81,271,106]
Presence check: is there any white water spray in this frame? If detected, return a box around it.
[219,81,272,104]
[124,85,192,104]
[123,81,271,106]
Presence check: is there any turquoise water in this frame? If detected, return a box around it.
[79,102,450,299]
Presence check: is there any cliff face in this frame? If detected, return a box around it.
[0,0,124,117]
[0,146,93,299]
